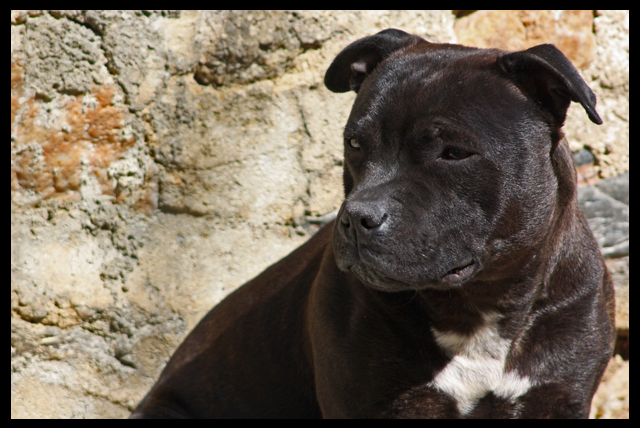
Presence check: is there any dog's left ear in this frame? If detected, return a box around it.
[498,44,602,126]
[325,28,425,93]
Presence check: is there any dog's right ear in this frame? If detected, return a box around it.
[325,29,425,93]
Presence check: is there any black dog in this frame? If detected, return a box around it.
[131,29,615,419]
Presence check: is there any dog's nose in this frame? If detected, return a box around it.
[341,201,388,239]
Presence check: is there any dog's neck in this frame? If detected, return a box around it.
[416,277,536,339]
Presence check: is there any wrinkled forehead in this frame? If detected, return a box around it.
[347,47,529,137]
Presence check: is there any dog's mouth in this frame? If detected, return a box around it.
[441,259,476,284]
[346,257,479,291]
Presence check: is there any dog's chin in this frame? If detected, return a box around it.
[348,264,419,292]
[345,258,479,292]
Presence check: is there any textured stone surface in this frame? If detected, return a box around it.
[579,175,629,258]
[590,355,629,419]
[455,10,597,68]
[11,10,628,418]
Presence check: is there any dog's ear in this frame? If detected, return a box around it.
[325,29,425,93]
[497,44,602,126]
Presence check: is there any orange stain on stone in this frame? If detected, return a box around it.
[11,63,135,203]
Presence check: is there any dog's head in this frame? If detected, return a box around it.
[325,29,601,292]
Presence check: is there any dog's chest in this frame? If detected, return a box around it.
[428,313,532,416]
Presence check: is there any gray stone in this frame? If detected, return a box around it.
[595,171,629,205]
[578,175,629,258]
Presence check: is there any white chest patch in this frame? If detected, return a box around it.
[428,312,532,416]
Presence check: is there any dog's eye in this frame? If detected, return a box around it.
[347,138,361,149]
[441,147,472,160]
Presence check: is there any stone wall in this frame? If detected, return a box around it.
[11,10,628,418]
